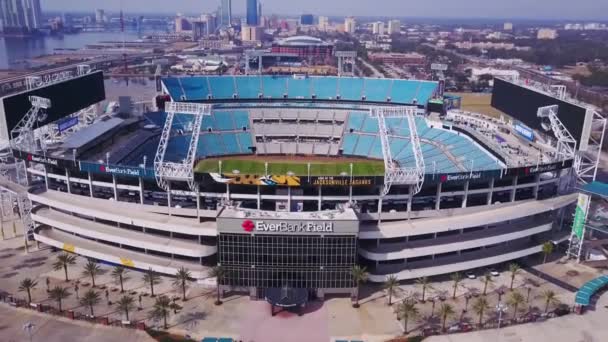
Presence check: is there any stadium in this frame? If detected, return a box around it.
[3,69,604,300]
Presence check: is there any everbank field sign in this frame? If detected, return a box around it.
[241,219,334,233]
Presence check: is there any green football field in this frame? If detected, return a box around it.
[195,158,385,176]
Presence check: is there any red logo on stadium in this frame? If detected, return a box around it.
[524,167,530,175]
[99,165,106,172]
[27,154,33,161]
[440,175,447,183]
[242,220,254,232]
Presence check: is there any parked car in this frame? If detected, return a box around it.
[488,268,500,277]
[465,271,476,279]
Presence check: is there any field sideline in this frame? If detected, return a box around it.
[195,158,385,176]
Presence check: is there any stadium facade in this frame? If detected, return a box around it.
[6,73,588,299]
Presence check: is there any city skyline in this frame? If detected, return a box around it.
[39,0,608,20]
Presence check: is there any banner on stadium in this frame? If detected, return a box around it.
[13,149,78,169]
[57,117,79,133]
[79,162,156,179]
[572,193,590,240]
[198,173,382,187]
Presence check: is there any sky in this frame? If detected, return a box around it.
[41,0,608,20]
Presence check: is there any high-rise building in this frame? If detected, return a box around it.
[95,9,105,23]
[300,14,313,26]
[0,0,42,32]
[318,16,329,31]
[241,24,262,41]
[344,16,356,34]
[504,22,513,31]
[372,21,384,35]
[220,0,231,27]
[246,0,258,26]
[257,1,262,26]
[388,19,400,34]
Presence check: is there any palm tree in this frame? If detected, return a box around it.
[116,295,136,321]
[416,276,433,302]
[173,267,191,301]
[142,268,162,297]
[507,290,525,320]
[351,265,369,308]
[209,266,226,305]
[80,289,101,317]
[397,298,419,335]
[111,266,129,293]
[18,278,38,304]
[541,290,559,313]
[472,296,490,327]
[48,286,70,312]
[481,272,494,295]
[383,275,399,306]
[53,253,77,282]
[82,259,101,287]
[450,272,462,299]
[439,303,456,332]
[508,263,521,290]
[149,295,172,329]
[542,242,554,263]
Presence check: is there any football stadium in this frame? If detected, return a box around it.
[3,70,604,300]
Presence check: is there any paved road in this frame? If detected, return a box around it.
[358,57,385,78]
[0,304,154,342]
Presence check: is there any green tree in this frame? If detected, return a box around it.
[80,289,101,316]
[209,266,227,305]
[542,242,554,263]
[111,266,129,293]
[383,275,399,306]
[173,267,191,301]
[541,290,559,313]
[18,278,38,304]
[53,253,77,282]
[507,290,525,320]
[416,276,433,302]
[142,268,161,297]
[351,265,369,308]
[149,295,172,329]
[472,296,490,327]
[82,259,101,287]
[116,295,136,321]
[450,272,462,299]
[508,263,521,290]
[48,286,70,312]
[481,272,494,296]
[439,303,456,332]
[397,298,419,335]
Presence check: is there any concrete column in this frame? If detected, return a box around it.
[462,181,469,208]
[44,165,49,191]
[533,174,541,199]
[318,186,322,211]
[377,191,383,224]
[88,172,93,197]
[407,185,413,220]
[65,170,71,194]
[486,178,494,205]
[258,56,262,74]
[139,177,144,204]
[167,182,172,216]
[112,175,118,201]
[435,183,442,210]
[510,176,518,202]
[287,186,292,212]
[196,188,201,219]
[257,185,261,210]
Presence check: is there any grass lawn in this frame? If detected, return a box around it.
[447,92,508,119]
[195,159,385,176]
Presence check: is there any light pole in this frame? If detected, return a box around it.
[496,302,508,329]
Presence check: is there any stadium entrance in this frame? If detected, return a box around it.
[216,208,359,298]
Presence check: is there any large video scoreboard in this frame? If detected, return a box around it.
[0,71,106,143]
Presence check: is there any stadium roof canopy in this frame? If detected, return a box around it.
[61,117,124,151]
[275,35,332,46]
